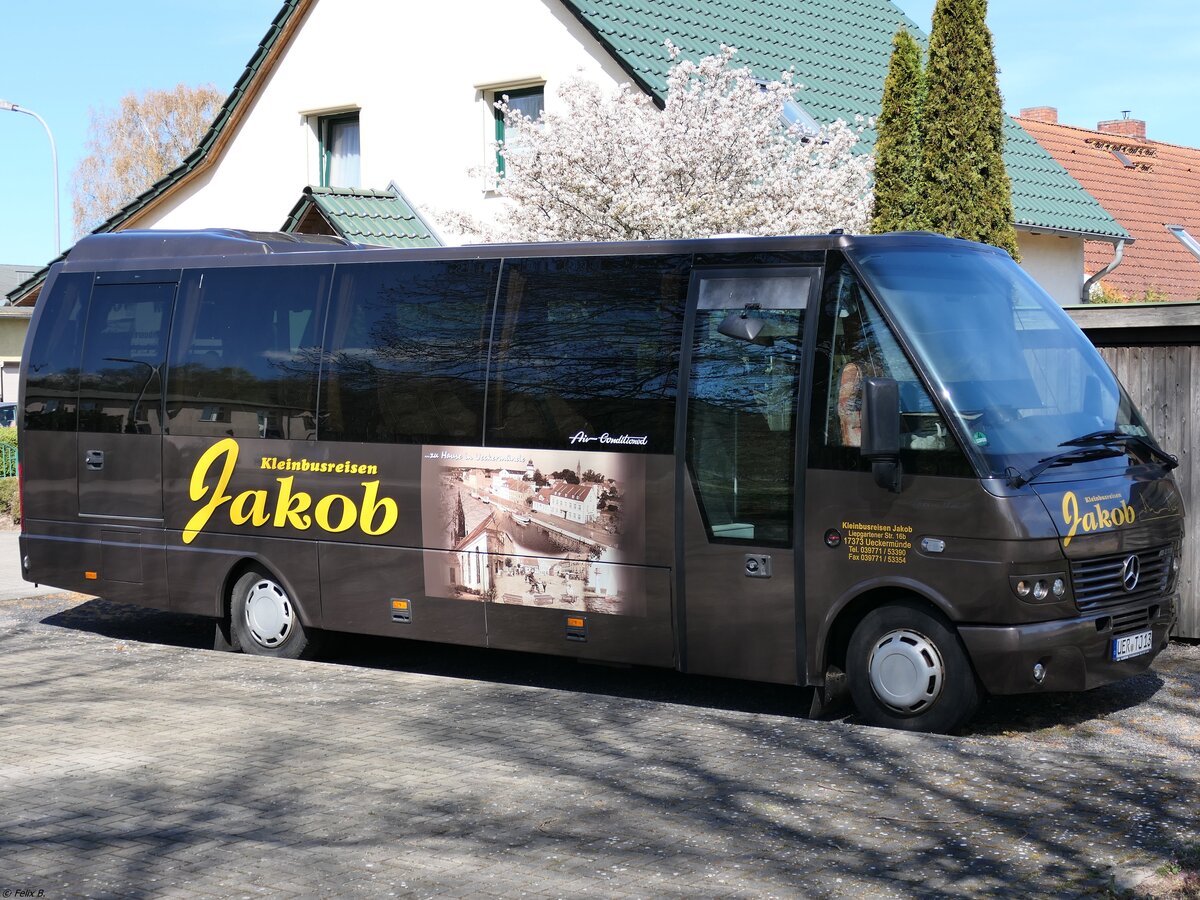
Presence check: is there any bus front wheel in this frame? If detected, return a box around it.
[231,568,318,660]
[846,602,980,733]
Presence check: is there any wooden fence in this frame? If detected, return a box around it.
[1068,303,1200,638]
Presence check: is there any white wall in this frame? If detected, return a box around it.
[138,0,634,239]
[128,0,1098,304]
[1016,232,1086,306]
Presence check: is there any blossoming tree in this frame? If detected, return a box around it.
[447,45,873,242]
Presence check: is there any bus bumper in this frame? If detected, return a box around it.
[958,595,1177,695]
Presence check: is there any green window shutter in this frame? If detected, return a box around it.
[495,104,507,177]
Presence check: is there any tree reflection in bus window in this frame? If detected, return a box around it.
[321,259,497,445]
[686,273,810,546]
[167,266,331,440]
[78,281,174,435]
[23,273,89,432]
[486,255,690,452]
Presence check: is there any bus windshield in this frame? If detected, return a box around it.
[850,243,1151,482]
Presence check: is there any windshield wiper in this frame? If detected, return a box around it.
[1007,445,1125,488]
[1007,429,1179,488]
[1060,429,1179,471]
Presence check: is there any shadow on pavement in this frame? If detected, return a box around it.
[970,672,1164,734]
[43,597,215,651]
[42,597,809,719]
[42,596,1167,737]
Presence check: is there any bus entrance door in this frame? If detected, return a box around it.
[76,273,178,523]
[679,269,815,684]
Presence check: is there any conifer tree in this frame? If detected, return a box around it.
[872,29,925,233]
[919,0,1019,257]
[454,494,467,542]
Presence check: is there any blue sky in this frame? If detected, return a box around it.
[2,1,1199,268]
[895,1,1200,146]
[1,1,280,267]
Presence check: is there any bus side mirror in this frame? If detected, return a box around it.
[717,311,766,343]
[861,377,903,493]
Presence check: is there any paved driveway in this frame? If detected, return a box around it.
[1,590,1197,898]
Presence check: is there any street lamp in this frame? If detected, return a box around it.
[0,99,60,256]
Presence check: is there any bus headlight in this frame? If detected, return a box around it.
[1011,573,1068,603]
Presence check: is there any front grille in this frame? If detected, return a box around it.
[1110,606,1154,635]
[1071,545,1171,613]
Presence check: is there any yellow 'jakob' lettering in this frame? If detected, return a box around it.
[1061,490,1135,547]
[231,490,270,527]
[185,439,400,541]
[273,476,312,530]
[359,480,399,535]
[315,493,356,532]
[183,438,239,544]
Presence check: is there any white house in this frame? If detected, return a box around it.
[8,0,1128,308]
[452,527,491,595]
[450,511,506,595]
[532,486,554,517]
[549,482,600,525]
[492,471,529,503]
[98,0,632,242]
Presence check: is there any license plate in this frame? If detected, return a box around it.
[1112,630,1154,661]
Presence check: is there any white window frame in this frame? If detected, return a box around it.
[1167,224,1200,263]
[475,77,545,189]
[301,104,362,188]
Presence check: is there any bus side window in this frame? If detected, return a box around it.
[486,255,689,452]
[686,271,811,546]
[167,266,331,440]
[78,281,174,435]
[320,259,496,446]
[23,272,90,432]
[810,259,972,477]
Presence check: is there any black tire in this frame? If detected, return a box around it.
[230,568,319,660]
[846,601,981,733]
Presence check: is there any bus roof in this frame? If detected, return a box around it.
[59,228,988,272]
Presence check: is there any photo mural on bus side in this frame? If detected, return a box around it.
[420,446,646,616]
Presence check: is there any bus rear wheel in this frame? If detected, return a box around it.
[231,568,318,660]
[846,602,980,733]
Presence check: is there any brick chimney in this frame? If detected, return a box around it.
[1020,106,1058,124]
[1098,116,1147,141]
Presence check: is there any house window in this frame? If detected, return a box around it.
[320,112,360,187]
[493,86,543,176]
[1167,224,1200,263]
[756,80,820,137]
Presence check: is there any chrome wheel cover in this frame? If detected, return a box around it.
[867,628,945,714]
[244,578,294,648]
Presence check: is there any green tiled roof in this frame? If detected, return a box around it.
[1001,121,1129,238]
[282,186,442,248]
[560,0,1128,240]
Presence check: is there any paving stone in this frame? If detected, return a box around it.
[0,591,1197,897]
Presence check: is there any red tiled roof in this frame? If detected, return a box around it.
[1017,117,1200,302]
[551,483,595,502]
